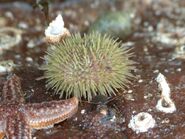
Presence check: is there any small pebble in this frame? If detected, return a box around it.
[81,109,86,114]
[125,94,134,101]
[18,22,28,29]
[73,117,78,121]
[0,60,15,74]
[153,69,159,73]
[138,79,143,83]
[164,69,169,73]
[5,11,14,20]
[27,40,36,48]
[26,57,33,62]
[110,115,116,122]
[128,90,133,93]
[176,68,182,72]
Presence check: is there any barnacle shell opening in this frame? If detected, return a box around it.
[128,112,156,133]
[156,98,176,113]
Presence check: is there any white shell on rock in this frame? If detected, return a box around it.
[45,14,65,36]
[44,14,70,43]
[128,112,156,134]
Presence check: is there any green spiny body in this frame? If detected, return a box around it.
[42,32,135,101]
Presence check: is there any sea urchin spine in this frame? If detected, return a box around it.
[42,32,135,101]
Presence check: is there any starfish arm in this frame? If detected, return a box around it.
[0,111,5,139]
[0,121,5,139]
[0,133,5,139]
[6,113,31,139]
[23,97,78,129]
[2,75,24,103]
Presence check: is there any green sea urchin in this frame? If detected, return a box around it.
[42,32,135,101]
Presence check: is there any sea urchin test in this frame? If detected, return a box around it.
[42,32,135,101]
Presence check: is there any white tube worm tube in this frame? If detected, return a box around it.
[155,73,176,113]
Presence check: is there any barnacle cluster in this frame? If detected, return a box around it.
[42,32,135,101]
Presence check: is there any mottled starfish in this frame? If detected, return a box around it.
[0,75,78,139]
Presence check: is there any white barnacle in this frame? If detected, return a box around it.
[128,112,155,134]
[45,14,70,43]
[45,14,64,36]
[155,73,176,113]
[156,97,176,113]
